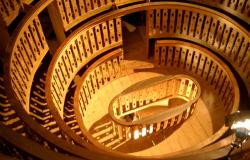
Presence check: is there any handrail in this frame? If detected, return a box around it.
[53,0,249,32]
[5,0,53,113]
[45,16,123,148]
[152,39,240,151]
[146,3,250,97]
[73,48,124,150]
[0,0,249,159]
[3,0,112,158]
[0,0,22,26]
[47,1,243,155]
[153,40,240,114]
[109,75,201,126]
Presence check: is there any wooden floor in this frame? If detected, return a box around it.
[82,26,227,156]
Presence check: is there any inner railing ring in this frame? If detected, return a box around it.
[108,75,201,140]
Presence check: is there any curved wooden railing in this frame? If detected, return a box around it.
[153,40,240,148]
[46,1,245,151]
[109,75,200,125]
[5,0,52,113]
[54,0,113,31]
[52,0,250,32]
[46,17,122,118]
[2,0,108,158]
[73,48,124,148]
[45,14,122,148]
[0,0,22,26]
[146,3,250,97]
[2,0,247,159]
[108,75,201,140]
[154,40,239,115]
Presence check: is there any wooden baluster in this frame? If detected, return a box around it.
[201,16,212,42]
[225,30,238,58]
[132,92,138,109]
[116,18,122,42]
[71,0,79,19]
[125,94,131,112]
[236,40,249,67]
[179,47,187,69]
[169,9,176,34]
[76,38,84,62]
[79,95,86,112]
[236,0,245,12]
[106,60,114,81]
[182,10,190,36]
[189,12,198,37]
[82,31,92,57]
[147,9,154,36]
[211,67,222,88]
[197,54,206,76]
[202,57,211,80]
[191,52,200,74]
[207,62,217,84]
[218,24,230,53]
[17,43,32,74]
[217,72,227,94]
[213,22,224,49]
[71,42,80,67]
[80,90,88,109]
[155,9,161,34]
[66,49,76,73]
[173,47,180,68]
[160,46,167,66]
[207,19,218,46]
[162,9,168,34]
[195,13,205,40]
[64,0,73,24]
[113,100,118,117]
[167,46,173,67]
[155,122,160,132]
[177,114,183,124]
[95,67,103,88]
[108,20,116,44]
[90,72,98,94]
[220,77,229,98]
[86,76,94,97]
[83,81,91,101]
[119,96,125,116]
[184,80,191,98]
[185,49,194,71]
[222,81,230,102]
[61,55,71,80]
[89,28,97,53]
[154,45,160,66]
[231,35,244,62]
[101,22,109,47]
[178,79,186,96]
[175,10,182,34]
[100,62,108,84]
[94,25,103,50]
[242,1,250,18]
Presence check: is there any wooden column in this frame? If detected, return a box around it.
[47,1,66,44]
[0,19,9,59]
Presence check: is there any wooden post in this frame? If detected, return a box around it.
[0,19,9,59]
[47,1,66,44]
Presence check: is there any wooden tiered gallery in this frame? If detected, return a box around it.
[0,0,249,159]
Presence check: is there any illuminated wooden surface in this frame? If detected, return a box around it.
[85,69,225,155]
[1,0,248,159]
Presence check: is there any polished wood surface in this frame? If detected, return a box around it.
[0,0,249,159]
